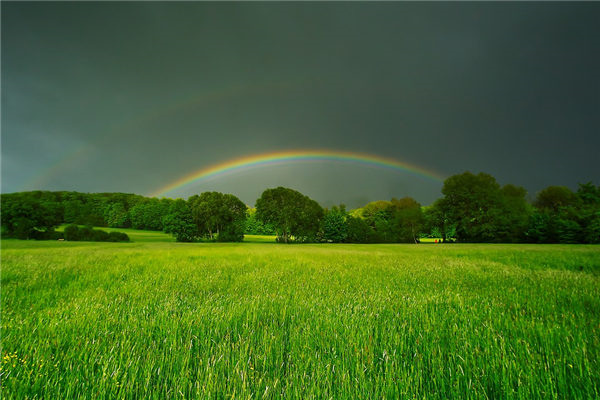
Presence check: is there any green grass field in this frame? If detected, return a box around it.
[1,232,599,399]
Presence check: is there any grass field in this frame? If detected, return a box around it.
[1,233,599,399]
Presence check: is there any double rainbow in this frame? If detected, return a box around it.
[149,150,444,197]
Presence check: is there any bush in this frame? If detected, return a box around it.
[63,225,129,242]
[321,206,348,243]
[64,224,81,241]
[108,231,130,242]
[79,226,94,240]
[48,230,65,240]
[30,229,64,240]
[345,216,374,243]
[91,229,110,242]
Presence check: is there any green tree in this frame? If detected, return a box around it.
[0,194,61,239]
[437,172,505,242]
[576,183,600,243]
[129,199,166,231]
[322,205,348,243]
[527,185,583,243]
[162,199,198,242]
[63,224,129,242]
[534,186,578,212]
[423,200,456,242]
[354,200,393,226]
[63,224,81,241]
[495,184,532,243]
[105,203,130,228]
[390,197,425,243]
[345,215,374,243]
[352,200,395,242]
[188,192,246,242]
[255,187,323,243]
[245,207,276,235]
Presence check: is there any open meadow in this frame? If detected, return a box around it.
[1,232,599,399]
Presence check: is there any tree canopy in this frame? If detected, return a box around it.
[2,175,598,244]
[188,192,246,242]
[255,187,324,243]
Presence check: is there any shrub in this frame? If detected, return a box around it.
[108,231,130,242]
[63,225,129,242]
[91,229,110,242]
[64,224,81,241]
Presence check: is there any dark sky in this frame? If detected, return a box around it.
[2,2,599,207]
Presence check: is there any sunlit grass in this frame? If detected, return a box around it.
[1,237,599,399]
[56,225,175,243]
[243,234,277,243]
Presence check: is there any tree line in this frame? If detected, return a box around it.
[1,171,598,243]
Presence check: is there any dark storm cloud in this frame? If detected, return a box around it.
[2,2,599,207]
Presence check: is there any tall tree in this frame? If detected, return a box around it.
[534,186,578,212]
[255,187,323,243]
[162,199,198,242]
[438,172,505,242]
[105,203,130,228]
[496,184,532,243]
[345,215,374,243]
[188,192,246,241]
[576,183,600,243]
[390,197,425,243]
[424,200,456,242]
[528,185,582,243]
[1,194,61,239]
[245,207,276,235]
[321,205,348,243]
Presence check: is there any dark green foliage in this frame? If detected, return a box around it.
[576,183,600,244]
[495,184,532,243]
[255,187,324,243]
[2,178,598,244]
[526,183,600,244]
[130,199,171,231]
[371,216,395,243]
[1,193,62,239]
[29,229,64,240]
[321,205,348,243]
[162,199,198,242]
[355,200,393,226]
[349,198,424,243]
[245,208,276,235]
[79,226,94,240]
[436,172,506,242]
[345,215,374,243]
[534,186,578,211]
[582,215,600,244]
[389,197,425,243]
[424,200,456,242]
[216,219,246,242]
[107,231,130,242]
[188,192,246,242]
[2,191,149,237]
[91,229,110,242]
[428,174,599,244]
[63,224,81,241]
[62,192,106,226]
[63,224,129,242]
[431,172,533,243]
[526,187,576,244]
[426,174,538,243]
[353,200,397,243]
[105,203,131,228]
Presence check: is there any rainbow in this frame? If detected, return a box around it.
[149,150,444,197]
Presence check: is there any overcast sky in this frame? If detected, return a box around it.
[2,2,599,207]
